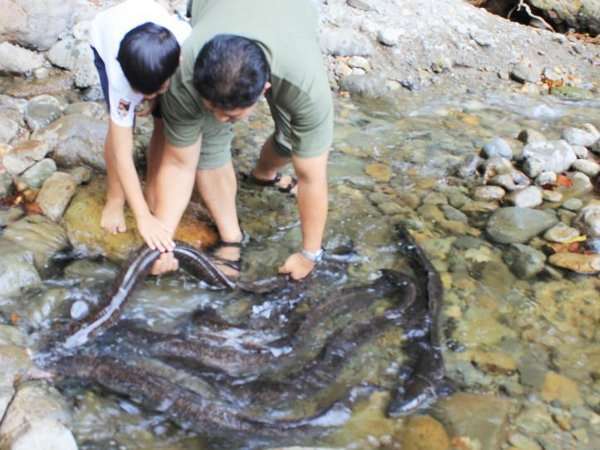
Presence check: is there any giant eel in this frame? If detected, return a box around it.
[45,226,447,435]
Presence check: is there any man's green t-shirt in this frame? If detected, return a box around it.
[160,0,333,166]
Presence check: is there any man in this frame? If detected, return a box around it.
[90,0,190,253]
[152,0,333,280]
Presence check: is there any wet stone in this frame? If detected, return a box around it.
[535,171,557,186]
[36,172,78,222]
[542,190,563,203]
[569,171,593,195]
[457,154,482,178]
[508,433,542,450]
[548,253,600,274]
[522,140,577,178]
[0,171,13,197]
[541,372,583,407]
[67,166,92,185]
[0,117,19,144]
[571,159,600,178]
[0,239,41,297]
[507,186,543,209]
[422,192,447,205]
[503,243,546,279]
[18,158,57,189]
[516,406,555,435]
[470,350,517,374]
[543,222,581,243]
[510,60,540,84]
[473,185,505,201]
[0,208,24,228]
[435,393,512,450]
[486,207,558,244]
[482,137,513,159]
[442,205,468,223]
[562,198,583,212]
[24,95,62,132]
[562,125,599,148]
[572,145,588,159]
[518,129,546,145]
[399,415,450,450]
[365,163,392,182]
[489,171,531,192]
[2,140,52,175]
[550,86,596,101]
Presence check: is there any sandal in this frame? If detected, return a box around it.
[209,237,244,277]
[240,171,298,194]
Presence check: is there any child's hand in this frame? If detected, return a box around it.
[136,213,175,253]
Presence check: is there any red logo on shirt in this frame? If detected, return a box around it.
[117,99,131,117]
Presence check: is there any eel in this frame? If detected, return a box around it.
[58,242,233,350]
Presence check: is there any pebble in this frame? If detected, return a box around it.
[549,253,600,274]
[18,157,57,189]
[504,243,546,279]
[510,60,540,84]
[542,190,562,203]
[377,29,402,47]
[508,433,542,450]
[543,223,581,243]
[347,0,371,11]
[562,125,599,148]
[562,198,583,211]
[348,56,371,71]
[507,186,543,208]
[535,171,557,186]
[486,207,558,244]
[518,129,547,145]
[482,137,513,159]
[571,145,588,159]
[473,185,505,201]
[571,159,600,177]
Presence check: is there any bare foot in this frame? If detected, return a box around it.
[101,200,127,234]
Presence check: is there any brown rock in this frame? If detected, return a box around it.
[548,252,600,274]
[470,350,517,374]
[37,172,77,221]
[399,415,450,450]
[541,371,583,407]
[365,163,392,182]
[64,178,217,261]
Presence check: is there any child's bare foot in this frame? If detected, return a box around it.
[101,200,127,234]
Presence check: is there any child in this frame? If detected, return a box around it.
[90,0,190,252]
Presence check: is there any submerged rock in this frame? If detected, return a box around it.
[37,171,78,222]
[400,415,450,450]
[486,207,558,244]
[503,243,546,279]
[0,238,41,297]
[548,253,600,274]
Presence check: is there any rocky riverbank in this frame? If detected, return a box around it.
[0,1,599,450]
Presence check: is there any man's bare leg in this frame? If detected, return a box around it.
[101,131,127,233]
[145,118,165,212]
[196,162,243,277]
[251,135,297,194]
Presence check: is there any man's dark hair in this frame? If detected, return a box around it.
[193,34,270,110]
[117,22,180,95]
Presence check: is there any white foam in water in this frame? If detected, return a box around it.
[305,403,351,427]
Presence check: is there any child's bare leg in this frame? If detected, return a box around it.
[101,134,127,233]
[145,118,165,212]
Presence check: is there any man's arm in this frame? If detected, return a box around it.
[279,151,329,280]
[107,120,174,252]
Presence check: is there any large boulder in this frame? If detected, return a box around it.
[0,0,80,51]
[63,179,218,261]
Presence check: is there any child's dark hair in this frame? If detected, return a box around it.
[193,34,270,110]
[117,22,180,95]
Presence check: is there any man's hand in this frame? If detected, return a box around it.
[150,251,179,275]
[278,252,315,280]
[136,98,157,117]
[136,212,175,253]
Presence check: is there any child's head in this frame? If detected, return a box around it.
[117,22,181,97]
[192,34,270,121]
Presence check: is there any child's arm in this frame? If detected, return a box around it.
[107,120,175,252]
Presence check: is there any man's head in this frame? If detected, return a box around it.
[117,22,181,97]
[193,34,270,123]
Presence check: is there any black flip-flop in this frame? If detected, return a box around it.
[240,171,298,194]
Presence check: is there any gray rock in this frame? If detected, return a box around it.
[3,214,69,271]
[573,201,600,238]
[73,47,98,89]
[2,140,52,175]
[572,145,589,159]
[24,95,63,132]
[0,239,41,297]
[442,204,468,223]
[507,186,543,209]
[562,125,600,147]
[377,28,402,47]
[0,117,19,144]
[320,28,374,57]
[18,158,57,189]
[0,171,13,197]
[32,114,107,170]
[347,0,371,11]
[518,129,547,145]
[339,74,389,97]
[67,166,92,185]
[3,0,80,51]
[571,159,600,177]
[0,207,23,228]
[486,207,558,244]
[489,170,531,192]
[64,102,105,118]
[37,172,78,222]
[47,38,90,71]
[542,189,562,203]
[562,198,583,212]
[570,171,593,195]
[503,243,546,279]
[535,171,557,186]
[469,29,494,47]
[482,137,513,159]
[473,185,506,201]
[457,154,482,178]
[522,140,577,178]
[347,56,370,71]
[510,60,540,84]
[482,156,513,177]
[0,42,44,74]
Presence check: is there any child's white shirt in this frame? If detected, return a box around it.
[90,0,190,127]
